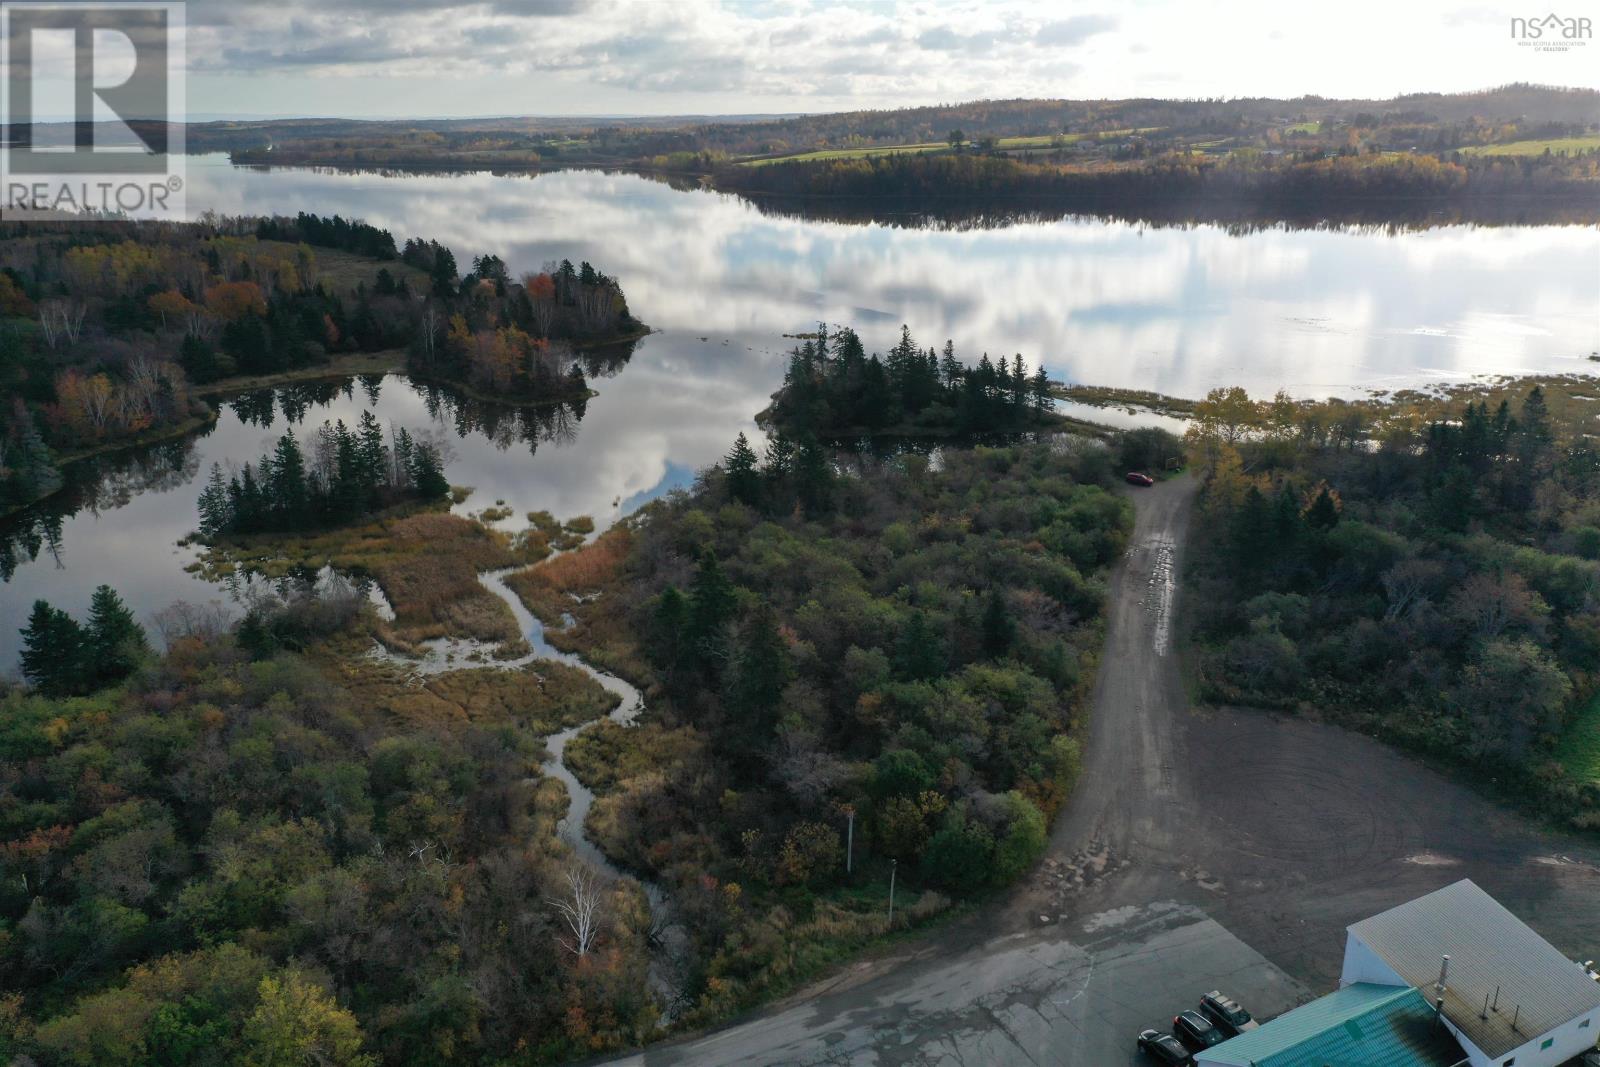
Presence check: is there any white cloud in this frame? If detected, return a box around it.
[180,0,1599,118]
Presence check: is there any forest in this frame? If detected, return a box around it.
[0,215,636,518]
[765,324,1055,438]
[0,569,655,1066]
[505,434,1132,1030]
[1182,382,1600,830]
[0,424,1134,1064]
[194,412,449,538]
[716,149,1600,225]
[193,85,1600,171]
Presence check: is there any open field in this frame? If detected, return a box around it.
[1460,135,1600,156]
[735,127,1157,167]
[1558,695,1600,786]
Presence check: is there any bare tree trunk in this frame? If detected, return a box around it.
[549,866,605,957]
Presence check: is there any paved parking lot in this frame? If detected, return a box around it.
[615,902,1305,1066]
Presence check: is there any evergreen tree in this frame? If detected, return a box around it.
[981,589,1015,658]
[724,433,762,508]
[410,443,449,500]
[19,599,85,696]
[1305,486,1340,529]
[267,433,310,526]
[356,410,387,503]
[724,603,792,768]
[688,553,736,672]
[197,463,231,537]
[894,610,945,681]
[1030,367,1053,415]
[85,584,149,686]
[940,340,961,390]
[649,585,693,683]
[795,439,835,515]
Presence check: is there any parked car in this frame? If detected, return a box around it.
[1173,1010,1227,1050]
[1137,1028,1193,1065]
[1126,471,1155,487]
[1199,990,1259,1035]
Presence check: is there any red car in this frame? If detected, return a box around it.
[1126,471,1155,487]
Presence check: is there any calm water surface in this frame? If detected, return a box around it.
[1,157,1595,666]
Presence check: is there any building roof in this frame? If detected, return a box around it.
[1199,983,1466,1067]
[1347,878,1600,1057]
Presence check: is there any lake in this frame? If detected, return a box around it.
[1,157,1596,667]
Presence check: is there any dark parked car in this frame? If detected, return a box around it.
[1126,471,1155,487]
[1136,1028,1193,1065]
[1199,990,1259,1035]
[1173,1010,1227,1050]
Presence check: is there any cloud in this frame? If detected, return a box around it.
[1034,14,1117,46]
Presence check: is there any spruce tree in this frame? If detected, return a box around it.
[981,588,1015,658]
[724,433,761,508]
[19,599,85,696]
[267,432,310,526]
[688,553,736,672]
[410,443,449,500]
[724,602,792,767]
[85,585,148,686]
[894,610,946,681]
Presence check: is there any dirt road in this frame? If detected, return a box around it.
[601,475,1600,1066]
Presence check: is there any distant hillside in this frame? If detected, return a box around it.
[186,85,1598,161]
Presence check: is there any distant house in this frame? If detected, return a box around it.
[1342,879,1600,1067]
[1194,983,1468,1067]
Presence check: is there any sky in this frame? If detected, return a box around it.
[163,0,1599,118]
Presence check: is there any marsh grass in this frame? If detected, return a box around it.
[325,648,619,738]
[195,508,546,646]
[504,527,654,685]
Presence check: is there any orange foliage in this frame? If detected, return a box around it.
[203,280,266,322]
[147,288,196,326]
[533,528,630,593]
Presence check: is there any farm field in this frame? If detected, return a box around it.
[1461,135,1600,155]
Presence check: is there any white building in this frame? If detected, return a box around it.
[1341,879,1600,1067]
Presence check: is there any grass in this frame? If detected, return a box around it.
[1054,383,1199,418]
[1459,136,1600,156]
[1557,694,1600,784]
[738,142,945,167]
[193,507,545,646]
[1465,135,1600,156]
[1285,121,1321,134]
[565,718,702,793]
[191,349,407,397]
[735,128,1160,168]
[325,649,619,738]
[505,527,654,686]
[253,239,433,294]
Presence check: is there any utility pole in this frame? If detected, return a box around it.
[845,807,855,874]
[888,859,897,926]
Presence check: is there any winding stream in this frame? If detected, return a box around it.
[367,563,685,1010]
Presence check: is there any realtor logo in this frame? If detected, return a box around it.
[1510,12,1592,50]
[1,2,186,220]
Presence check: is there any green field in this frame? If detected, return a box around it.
[1558,693,1600,783]
[1461,135,1600,156]
[1285,120,1321,134]
[737,128,1160,167]
[738,142,946,166]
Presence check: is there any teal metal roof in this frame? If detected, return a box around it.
[1199,983,1466,1067]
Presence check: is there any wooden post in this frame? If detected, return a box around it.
[888,859,897,926]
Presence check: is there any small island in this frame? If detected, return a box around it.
[0,213,642,517]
